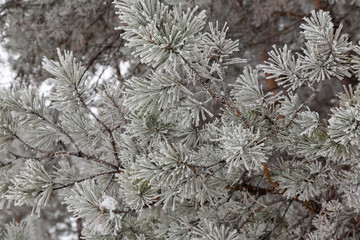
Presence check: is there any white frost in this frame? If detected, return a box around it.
[100,196,118,219]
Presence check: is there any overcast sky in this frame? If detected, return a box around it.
[0,46,15,86]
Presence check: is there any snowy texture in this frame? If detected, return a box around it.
[2,0,360,239]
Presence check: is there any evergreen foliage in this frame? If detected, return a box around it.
[2,0,360,239]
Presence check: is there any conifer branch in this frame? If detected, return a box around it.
[180,55,251,129]
[53,170,121,191]
[41,151,119,169]
[103,88,127,125]
[2,1,360,238]
[284,81,324,128]
[28,110,81,153]
[237,199,284,228]
[12,132,49,154]
[73,77,121,167]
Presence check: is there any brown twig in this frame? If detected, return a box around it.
[53,170,121,191]
[77,218,82,240]
[257,44,278,93]
[73,80,121,167]
[314,0,321,9]
[5,150,118,170]
[339,216,360,239]
[238,199,284,229]
[179,55,250,129]
[262,162,279,189]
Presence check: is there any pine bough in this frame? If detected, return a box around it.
[1,0,360,239]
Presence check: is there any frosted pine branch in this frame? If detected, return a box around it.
[2,0,360,239]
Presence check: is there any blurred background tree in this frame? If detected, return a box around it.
[2,0,360,118]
